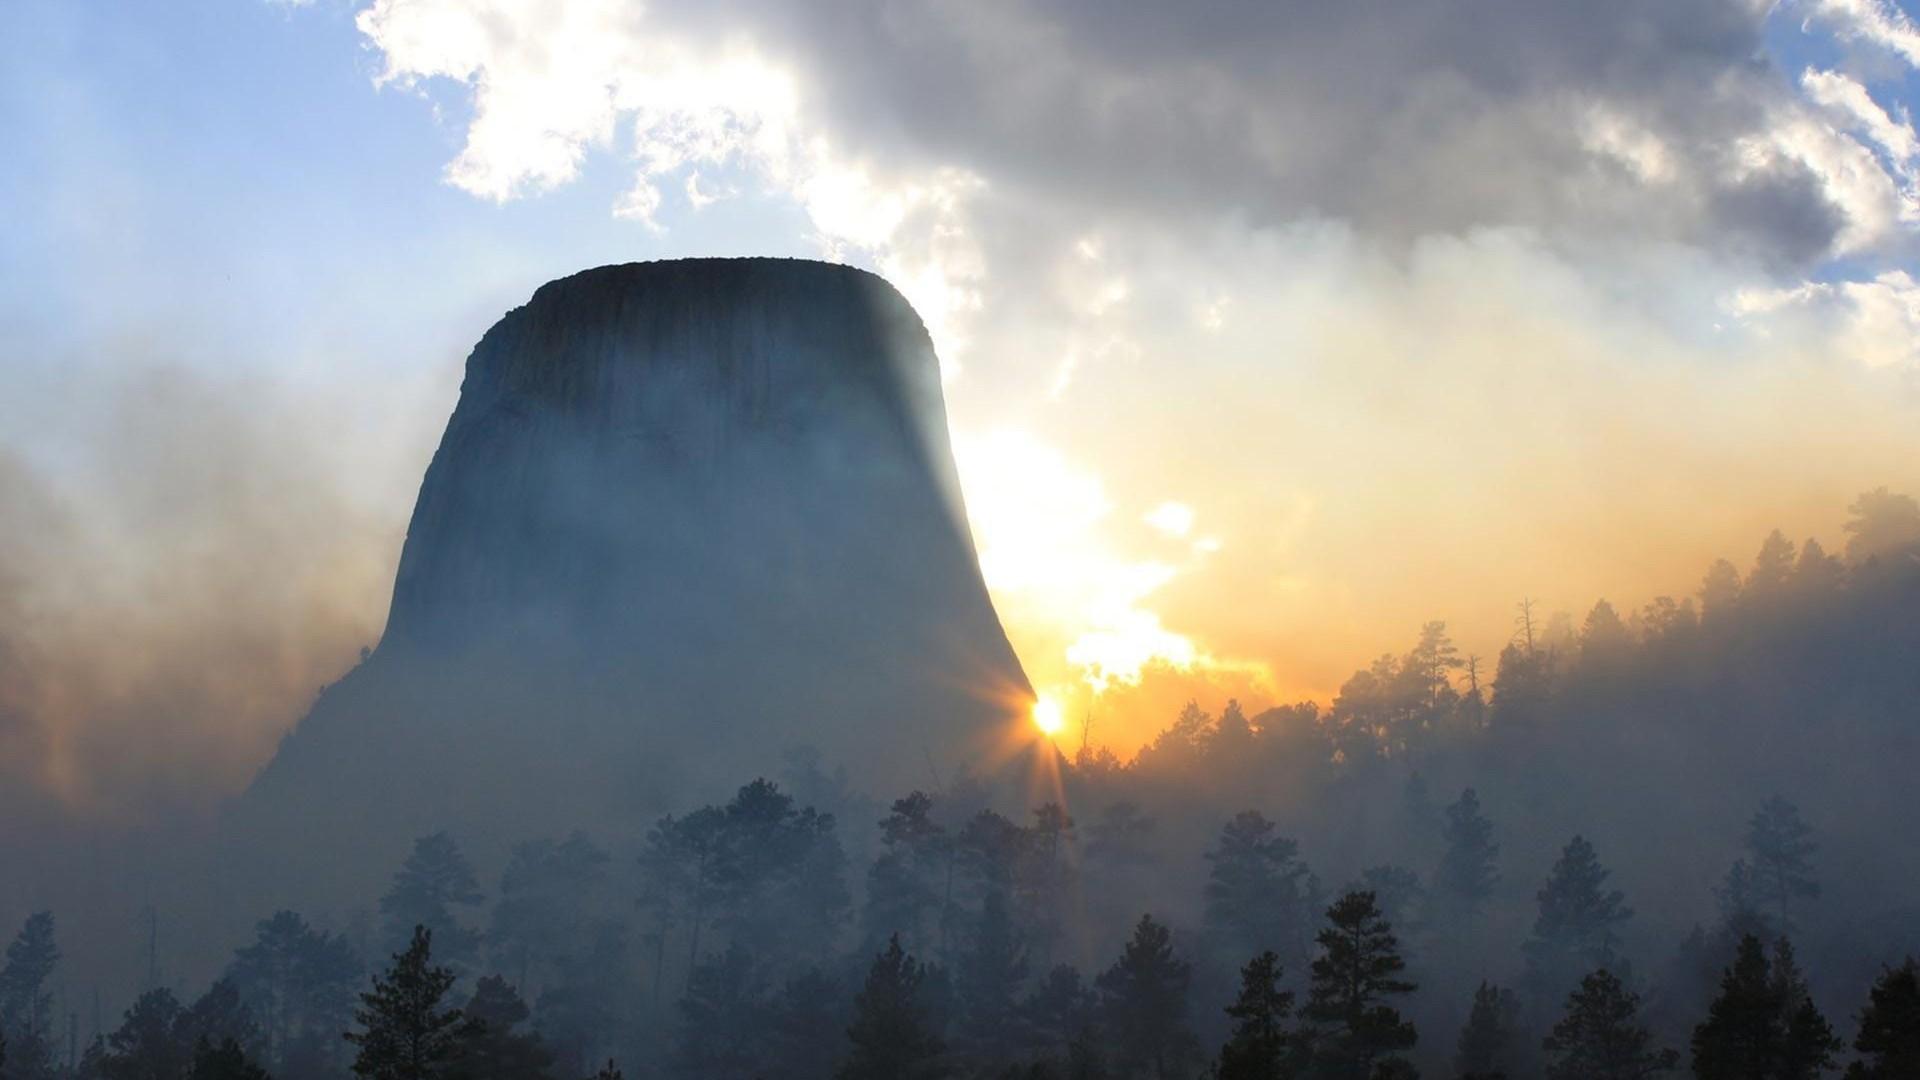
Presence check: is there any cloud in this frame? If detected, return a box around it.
[1802,68,1920,166]
[356,0,1901,261]
[1802,0,1920,69]
[1733,268,1920,368]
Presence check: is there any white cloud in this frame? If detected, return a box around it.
[1733,269,1920,368]
[1803,0,1920,69]
[1802,68,1920,165]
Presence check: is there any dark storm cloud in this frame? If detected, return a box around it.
[648,0,1844,260]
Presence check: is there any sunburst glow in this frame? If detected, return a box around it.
[1031,695,1066,737]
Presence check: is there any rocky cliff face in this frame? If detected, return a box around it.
[233,259,1034,899]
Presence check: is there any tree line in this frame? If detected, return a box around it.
[4,490,1919,1078]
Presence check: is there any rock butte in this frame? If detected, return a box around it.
[232,258,1037,902]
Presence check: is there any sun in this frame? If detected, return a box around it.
[1031,695,1066,737]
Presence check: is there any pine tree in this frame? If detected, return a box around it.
[1455,981,1519,1080]
[1300,890,1417,1079]
[765,968,847,1080]
[1842,487,1920,563]
[1096,915,1199,1079]
[840,935,945,1080]
[380,836,485,972]
[861,793,951,960]
[186,1040,270,1080]
[1215,951,1295,1080]
[1698,560,1743,621]
[1771,939,1840,1080]
[345,926,473,1080]
[226,910,361,1080]
[671,946,764,1080]
[1019,966,1097,1063]
[1691,935,1820,1080]
[488,833,610,993]
[1748,531,1798,597]
[458,976,553,1080]
[1580,600,1633,661]
[710,779,852,965]
[1352,866,1425,944]
[99,989,191,1080]
[1433,789,1499,925]
[1540,970,1675,1080]
[0,912,59,1080]
[1524,838,1632,1005]
[588,1061,621,1080]
[1844,959,1920,1079]
[955,890,1028,1063]
[1205,813,1311,969]
[1745,798,1818,934]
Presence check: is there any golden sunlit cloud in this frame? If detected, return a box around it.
[955,430,1223,698]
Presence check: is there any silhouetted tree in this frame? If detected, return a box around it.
[380,836,484,973]
[1432,789,1499,924]
[711,779,852,964]
[1490,642,1553,730]
[457,976,552,1080]
[1205,812,1311,970]
[1215,951,1295,1080]
[1524,838,1632,1005]
[186,1040,269,1080]
[1748,532,1798,599]
[227,910,360,1080]
[1580,601,1632,660]
[1690,934,1838,1080]
[531,921,630,1078]
[178,982,260,1060]
[345,927,472,1080]
[0,913,58,1080]
[1793,539,1846,595]
[1455,981,1519,1080]
[1097,915,1199,1079]
[1698,560,1742,621]
[840,936,945,1080]
[1844,959,1920,1079]
[1541,970,1674,1080]
[863,792,951,958]
[1022,803,1078,965]
[764,968,847,1080]
[1353,866,1425,945]
[1744,798,1818,934]
[670,946,764,1080]
[489,833,610,993]
[99,990,192,1080]
[1842,487,1920,564]
[1300,890,1417,1079]
[639,804,727,996]
[1020,966,1097,1063]
[1714,860,1772,942]
[955,891,1027,1066]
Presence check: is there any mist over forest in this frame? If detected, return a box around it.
[3,488,1918,1079]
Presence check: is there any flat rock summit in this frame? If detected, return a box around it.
[235,258,1034,898]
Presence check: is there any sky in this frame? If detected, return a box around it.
[3,0,1920,816]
